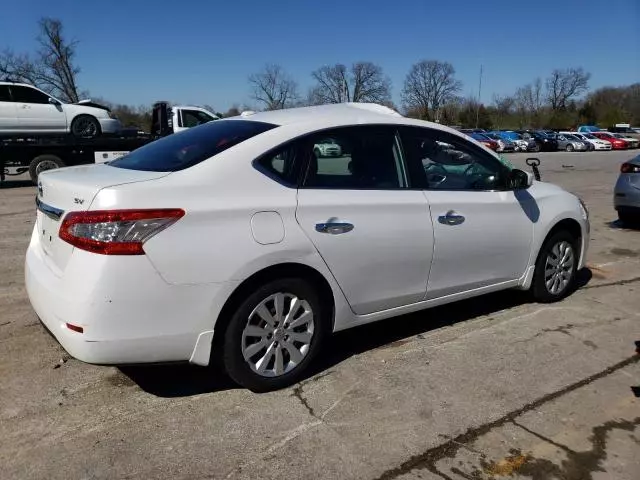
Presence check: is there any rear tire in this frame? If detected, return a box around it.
[29,154,65,184]
[221,277,328,392]
[618,211,639,227]
[70,115,101,139]
[531,230,579,303]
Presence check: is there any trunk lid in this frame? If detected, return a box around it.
[35,164,169,273]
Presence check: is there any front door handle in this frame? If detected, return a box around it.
[438,210,465,226]
[315,222,354,235]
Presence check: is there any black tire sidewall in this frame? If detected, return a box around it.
[29,155,64,184]
[531,231,579,303]
[71,115,101,138]
[222,277,328,392]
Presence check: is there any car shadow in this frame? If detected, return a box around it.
[120,268,594,398]
[607,219,640,231]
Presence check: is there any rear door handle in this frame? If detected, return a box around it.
[315,222,354,235]
[438,210,465,226]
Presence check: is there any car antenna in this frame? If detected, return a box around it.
[526,158,541,181]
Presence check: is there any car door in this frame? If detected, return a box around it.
[0,85,17,130]
[295,125,434,315]
[11,85,67,131]
[400,126,534,300]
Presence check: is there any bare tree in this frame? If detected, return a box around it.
[513,78,545,126]
[309,62,391,104]
[248,64,298,110]
[546,68,590,110]
[401,60,462,121]
[492,94,515,116]
[0,18,81,102]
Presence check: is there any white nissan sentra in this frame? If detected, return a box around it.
[26,103,590,391]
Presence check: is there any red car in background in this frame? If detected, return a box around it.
[592,132,628,149]
[469,133,499,151]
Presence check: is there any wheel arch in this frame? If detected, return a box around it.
[208,262,336,365]
[520,216,584,291]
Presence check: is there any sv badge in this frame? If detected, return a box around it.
[74,198,84,205]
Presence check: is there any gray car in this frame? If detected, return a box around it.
[614,154,640,225]
[555,134,588,152]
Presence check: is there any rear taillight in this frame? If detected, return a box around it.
[59,209,185,255]
[621,163,640,174]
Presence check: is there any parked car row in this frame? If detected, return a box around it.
[458,127,639,152]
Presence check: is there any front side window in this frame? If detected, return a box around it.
[181,110,215,128]
[400,127,511,191]
[10,86,50,104]
[301,126,408,189]
[110,120,276,172]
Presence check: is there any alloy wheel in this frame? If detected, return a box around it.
[241,292,315,377]
[544,241,575,295]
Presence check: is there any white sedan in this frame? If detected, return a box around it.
[0,81,121,138]
[565,132,612,150]
[26,103,590,391]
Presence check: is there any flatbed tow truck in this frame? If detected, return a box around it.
[0,102,218,184]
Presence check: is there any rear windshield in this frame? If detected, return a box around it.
[109,120,277,172]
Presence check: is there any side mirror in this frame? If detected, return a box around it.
[48,97,61,106]
[509,168,534,189]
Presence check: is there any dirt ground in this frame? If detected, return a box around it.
[1,150,639,479]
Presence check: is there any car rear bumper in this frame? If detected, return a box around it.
[25,226,231,365]
[97,118,123,134]
[614,175,640,209]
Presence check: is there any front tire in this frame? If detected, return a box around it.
[70,115,101,139]
[565,144,574,152]
[531,230,579,303]
[221,278,328,392]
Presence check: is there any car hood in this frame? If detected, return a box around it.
[74,99,111,111]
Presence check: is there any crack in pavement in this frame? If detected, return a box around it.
[473,417,640,480]
[290,370,334,419]
[372,354,639,480]
[583,276,640,290]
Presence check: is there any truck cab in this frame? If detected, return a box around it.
[151,102,219,136]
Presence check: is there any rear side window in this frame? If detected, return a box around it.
[110,120,277,172]
[0,85,11,101]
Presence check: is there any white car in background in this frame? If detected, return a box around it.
[565,132,612,151]
[313,137,342,157]
[26,103,590,391]
[0,81,121,138]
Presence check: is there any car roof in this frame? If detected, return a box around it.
[228,103,456,132]
[0,81,33,87]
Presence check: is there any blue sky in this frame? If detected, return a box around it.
[3,0,639,111]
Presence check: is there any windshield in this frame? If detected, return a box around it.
[471,133,491,141]
[110,120,277,172]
